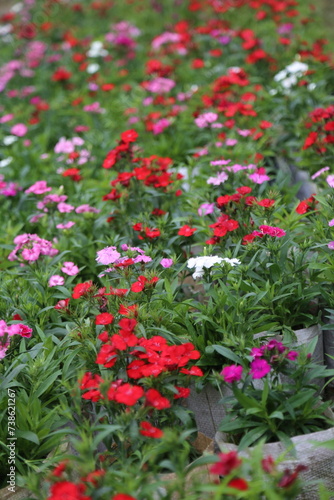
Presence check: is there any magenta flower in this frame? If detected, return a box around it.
[328,241,334,250]
[259,225,286,238]
[286,350,299,361]
[160,258,173,268]
[221,364,243,383]
[61,262,79,276]
[250,359,271,379]
[48,275,65,287]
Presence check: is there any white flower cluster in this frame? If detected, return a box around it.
[87,41,108,58]
[273,61,312,92]
[187,255,241,279]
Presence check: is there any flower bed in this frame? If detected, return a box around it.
[0,0,334,498]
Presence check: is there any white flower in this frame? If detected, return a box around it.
[87,41,108,58]
[0,157,13,168]
[187,255,241,279]
[86,63,100,74]
[273,60,308,92]
[3,136,18,146]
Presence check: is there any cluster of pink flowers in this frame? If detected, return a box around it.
[0,319,33,359]
[96,244,152,268]
[48,261,80,287]
[221,339,299,383]
[8,234,59,262]
[0,175,21,197]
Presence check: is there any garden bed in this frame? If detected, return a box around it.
[0,0,334,499]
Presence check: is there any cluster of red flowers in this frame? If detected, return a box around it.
[102,132,182,205]
[295,194,318,215]
[303,105,334,153]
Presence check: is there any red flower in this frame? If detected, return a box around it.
[95,313,114,325]
[278,465,308,488]
[131,281,145,293]
[210,451,242,476]
[145,227,161,239]
[51,461,68,477]
[121,129,138,143]
[72,281,93,299]
[178,225,197,237]
[81,470,105,486]
[257,199,275,208]
[228,478,249,491]
[52,68,72,82]
[174,387,190,399]
[139,421,163,438]
[114,383,144,406]
[180,366,204,376]
[262,456,276,474]
[302,131,318,150]
[48,481,91,500]
[145,388,171,410]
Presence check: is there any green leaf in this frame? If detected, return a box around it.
[16,430,40,445]
[238,426,268,450]
[211,345,243,365]
[34,371,62,398]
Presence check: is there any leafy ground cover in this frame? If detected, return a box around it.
[1,0,334,499]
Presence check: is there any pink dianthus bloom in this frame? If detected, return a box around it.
[56,221,75,229]
[48,275,65,287]
[221,364,243,383]
[96,246,121,265]
[61,262,79,276]
[10,123,28,137]
[160,258,173,268]
[326,175,334,188]
[25,180,52,195]
[75,204,100,213]
[311,166,330,180]
[259,225,286,237]
[250,359,271,379]
[57,202,75,213]
[198,203,215,216]
[328,241,334,250]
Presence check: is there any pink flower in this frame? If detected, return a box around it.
[249,168,270,184]
[329,219,334,227]
[327,175,334,188]
[61,262,79,276]
[10,123,28,137]
[57,202,75,213]
[0,114,14,123]
[25,180,52,195]
[160,258,173,268]
[207,172,228,185]
[311,166,330,180]
[225,138,238,146]
[48,275,65,287]
[96,246,121,265]
[56,221,75,229]
[221,365,243,383]
[286,350,299,361]
[259,225,286,237]
[75,204,100,214]
[250,359,271,379]
[328,241,334,250]
[198,203,215,216]
[152,118,171,135]
[145,77,175,94]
